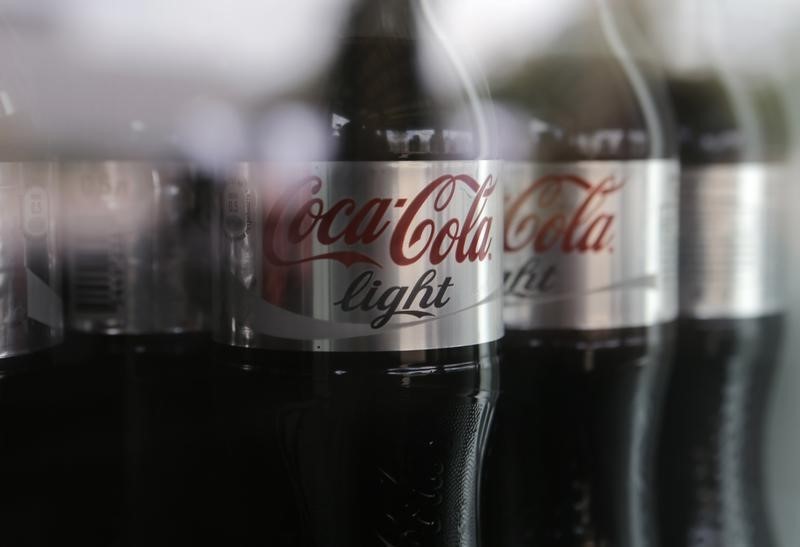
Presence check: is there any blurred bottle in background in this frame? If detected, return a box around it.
[636,0,790,545]
[0,26,87,546]
[0,163,61,369]
[0,161,64,546]
[482,0,678,545]
[759,3,800,545]
[0,17,63,373]
[0,5,248,545]
[212,0,501,545]
[60,156,215,546]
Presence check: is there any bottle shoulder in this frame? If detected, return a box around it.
[494,55,676,162]
[669,74,788,165]
[264,33,493,162]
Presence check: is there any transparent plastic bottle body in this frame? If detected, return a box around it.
[482,2,678,545]
[657,72,787,547]
[212,1,500,545]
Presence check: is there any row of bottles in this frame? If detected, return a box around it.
[0,0,789,545]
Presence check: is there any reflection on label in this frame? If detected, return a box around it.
[503,160,678,330]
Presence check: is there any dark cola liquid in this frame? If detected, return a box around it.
[485,327,673,547]
[659,316,782,547]
[1,331,219,547]
[116,333,224,547]
[0,336,221,547]
[0,345,122,547]
[212,343,496,547]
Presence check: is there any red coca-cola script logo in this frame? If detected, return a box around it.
[263,173,496,268]
[504,174,623,254]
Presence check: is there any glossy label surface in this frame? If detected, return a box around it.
[503,160,678,330]
[215,161,503,351]
[679,164,783,318]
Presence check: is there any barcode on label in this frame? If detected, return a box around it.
[71,230,124,315]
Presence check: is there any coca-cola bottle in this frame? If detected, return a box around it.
[638,2,789,545]
[60,158,216,546]
[482,0,678,545]
[212,1,501,545]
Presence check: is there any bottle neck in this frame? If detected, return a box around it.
[551,0,669,160]
[319,0,492,161]
[551,0,638,58]
[343,0,417,39]
[639,0,768,163]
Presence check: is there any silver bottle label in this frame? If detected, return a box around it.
[679,164,784,318]
[0,163,63,358]
[214,161,503,351]
[63,162,210,334]
[503,160,678,330]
